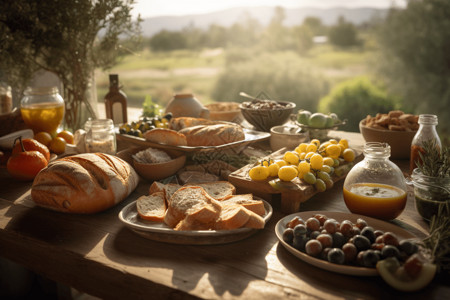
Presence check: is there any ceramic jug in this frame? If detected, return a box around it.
[165,94,210,119]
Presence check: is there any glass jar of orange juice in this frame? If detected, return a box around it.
[20,86,65,134]
[343,142,407,220]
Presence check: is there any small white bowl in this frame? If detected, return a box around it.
[270,126,309,152]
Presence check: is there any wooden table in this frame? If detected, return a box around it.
[0,131,449,299]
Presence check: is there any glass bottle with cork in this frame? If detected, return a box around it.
[104,74,127,125]
[410,114,441,174]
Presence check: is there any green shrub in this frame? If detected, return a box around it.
[318,76,399,132]
[211,52,329,112]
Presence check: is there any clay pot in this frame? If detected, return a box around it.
[165,94,210,119]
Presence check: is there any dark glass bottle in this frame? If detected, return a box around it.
[104,74,127,125]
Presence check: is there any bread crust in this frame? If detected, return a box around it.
[179,124,245,146]
[143,128,187,146]
[31,153,139,213]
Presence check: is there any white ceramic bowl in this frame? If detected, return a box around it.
[270,126,309,152]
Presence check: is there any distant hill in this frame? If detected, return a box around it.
[140,6,389,37]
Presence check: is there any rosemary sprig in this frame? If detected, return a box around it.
[417,140,450,178]
[421,202,450,274]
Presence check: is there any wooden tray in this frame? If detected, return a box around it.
[228,149,362,214]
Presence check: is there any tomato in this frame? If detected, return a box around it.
[49,137,67,154]
[7,137,48,181]
[12,138,50,162]
[57,130,74,144]
[34,132,53,147]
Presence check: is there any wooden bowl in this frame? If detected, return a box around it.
[359,120,417,159]
[205,102,243,123]
[240,101,296,132]
[116,147,186,181]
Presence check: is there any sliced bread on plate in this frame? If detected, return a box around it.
[221,194,265,216]
[164,186,221,229]
[136,192,166,222]
[184,181,235,200]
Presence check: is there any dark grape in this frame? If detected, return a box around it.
[328,248,345,265]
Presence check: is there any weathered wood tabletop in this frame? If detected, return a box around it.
[0,131,449,299]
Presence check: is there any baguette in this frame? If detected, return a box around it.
[143,128,187,146]
[31,153,139,213]
[136,192,166,222]
[179,124,245,146]
[169,117,220,131]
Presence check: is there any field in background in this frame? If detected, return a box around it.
[95,45,372,118]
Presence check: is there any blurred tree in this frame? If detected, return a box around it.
[318,76,400,132]
[0,0,141,130]
[149,30,187,51]
[302,17,327,36]
[212,53,329,111]
[262,6,292,51]
[376,0,450,138]
[292,26,313,54]
[328,16,359,47]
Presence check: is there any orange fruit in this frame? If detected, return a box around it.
[7,150,48,181]
[12,138,51,162]
[34,132,53,147]
[49,137,66,154]
[57,130,74,144]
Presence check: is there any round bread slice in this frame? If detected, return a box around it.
[143,128,187,146]
[136,192,166,222]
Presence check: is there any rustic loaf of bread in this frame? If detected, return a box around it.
[143,128,187,146]
[169,117,220,131]
[31,153,139,213]
[179,124,245,146]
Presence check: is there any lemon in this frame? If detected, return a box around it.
[249,165,270,181]
[268,163,280,177]
[339,139,349,149]
[325,144,341,159]
[284,151,299,165]
[305,152,315,159]
[297,143,308,153]
[310,153,324,170]
[34,132,53,147]
[298,161,311,174]
[299,152,306,160]
[328,139,338,144]
[278,166,298,182]
[343,148,356,162]
[310,139,321,148]
[377,257,436,292]
[323,157,334,167]
[306,143,318,153]
[261,158,274,167]
[274,159,288,168]
[49,137,66,154]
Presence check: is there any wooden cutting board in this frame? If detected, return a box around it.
[228,149,362,214]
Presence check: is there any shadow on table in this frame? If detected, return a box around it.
[103,226,272,298]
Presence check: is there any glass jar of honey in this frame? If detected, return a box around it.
[343,142,407,220]
[20,86,65,134]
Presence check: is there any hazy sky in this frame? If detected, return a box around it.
[132,0,407,18]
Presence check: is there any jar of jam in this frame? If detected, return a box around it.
[20,86,65,134]
[84,119,117,155]
[410,114,441,174]
[343,142,407,220]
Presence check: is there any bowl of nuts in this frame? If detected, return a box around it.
[359,110,419,159]
[240,99,296,132]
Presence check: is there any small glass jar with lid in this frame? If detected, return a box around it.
[343,142,407,220]
[84,119,117,155]
[20,86,65,134]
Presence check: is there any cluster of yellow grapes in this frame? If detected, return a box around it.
[248,138,356,192]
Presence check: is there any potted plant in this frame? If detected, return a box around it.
[0,0,141,130]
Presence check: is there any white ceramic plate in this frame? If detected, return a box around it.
[275,211,418,276]
[0,129,34,149]
[119,199,273,245]
[116,128,270,152]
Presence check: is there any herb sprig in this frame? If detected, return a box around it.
[417,140,450,178]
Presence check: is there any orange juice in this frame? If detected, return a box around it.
[21,102,65,134]
[343,183,407,220]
